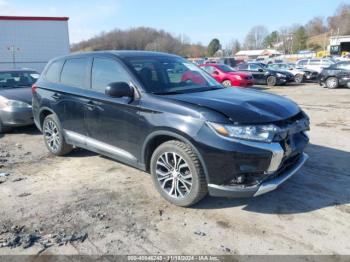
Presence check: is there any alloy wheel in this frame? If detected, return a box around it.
[326,78,338,89]
[44,120,60,151]
[156,152,192,199]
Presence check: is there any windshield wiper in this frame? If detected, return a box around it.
[152,91,184,95]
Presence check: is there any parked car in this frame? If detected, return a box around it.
[296,58,335,73]
[301,68,319,82]
[32,51,310,206]
[0,69,39,133]
[237,63,295,86]
[218,57,244,68]
[267,63,305,83]
[319,61,350,89]
[200,64,255,87]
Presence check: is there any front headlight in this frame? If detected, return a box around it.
[0,96,31,108]
[234,75,242,80]
[207,122,279,143]
[6,100,31,108]
[276,73,286,78]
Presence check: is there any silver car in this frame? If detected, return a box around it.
[0,69,39,133]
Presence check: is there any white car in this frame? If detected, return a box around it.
[267,63,305,83]
[296,58,335,73]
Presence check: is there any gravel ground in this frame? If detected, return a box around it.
[0,83,349,255]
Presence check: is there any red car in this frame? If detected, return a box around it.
[200,64,255,87]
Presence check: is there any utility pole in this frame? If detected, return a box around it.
[7,45,20,69]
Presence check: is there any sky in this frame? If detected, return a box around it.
[0,0,349,45]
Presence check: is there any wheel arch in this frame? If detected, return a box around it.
[142,130,209,182]
[38,107,55,130]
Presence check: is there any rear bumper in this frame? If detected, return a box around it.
[208,153,309,198]
[0,107,34,127]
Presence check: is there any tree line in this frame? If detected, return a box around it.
[227,3,350,55]
[72,3,350,57]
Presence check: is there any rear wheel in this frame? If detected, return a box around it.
[294,74,304,84]
[325,77,338,89]
[222,80,232,87]
[43,114,73,156]
[150,140,208,207]
[0,120,11,134]
[267,76,277,86]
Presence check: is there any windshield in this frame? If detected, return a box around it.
[217,64,236,73]
[0,71,39,89]
[124,56,222,94]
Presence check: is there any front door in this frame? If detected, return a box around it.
[248,64,266,84]
[85,57,141,163]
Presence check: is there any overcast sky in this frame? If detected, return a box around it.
[0,0,348,45]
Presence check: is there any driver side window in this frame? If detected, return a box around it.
[91,58,132,93]
[249,64,260,71]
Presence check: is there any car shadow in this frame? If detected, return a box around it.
[193,144,350,214]
[0,125,40,139]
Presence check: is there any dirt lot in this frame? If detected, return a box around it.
[0,83,349,255]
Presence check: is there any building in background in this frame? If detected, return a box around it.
[0,16,70,72]
[235,49,282,60]
[329,35,350,56]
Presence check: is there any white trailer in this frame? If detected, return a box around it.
[0,16,70,72]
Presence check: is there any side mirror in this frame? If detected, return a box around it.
[105,82,134,98]
[213,70,220,75]
[258,68,264,72]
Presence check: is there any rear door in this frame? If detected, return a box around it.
[85,56,141,162]
[53,57,91,138]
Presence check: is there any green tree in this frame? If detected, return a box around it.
[207,38,221,56]
[292,26,307,53]
[263,31,279,48]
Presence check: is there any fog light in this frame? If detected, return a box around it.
[231,175,246,184]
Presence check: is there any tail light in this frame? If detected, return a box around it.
[31,84,38,94]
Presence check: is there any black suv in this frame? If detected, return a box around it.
[237,63,295,86]
[32,51,310,206]
[319,61,350,89]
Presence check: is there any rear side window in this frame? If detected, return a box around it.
[91,58,131,92]
[45,60,64,83]
[309,59,321,65]
[238,64,248,70]
[297,60,307,66]
[61,58,89,88]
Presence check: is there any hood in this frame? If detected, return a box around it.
[0,87,32,104]
[164,88,300,124]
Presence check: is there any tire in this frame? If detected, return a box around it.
[0,120,11,134]
[222,80,232,87]
[267,76,277,86]
[42,114,73,156]
[295,74,304,84]
[325,77,339,89]
[150,140,208,207]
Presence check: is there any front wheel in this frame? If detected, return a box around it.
[43,114,73,156]
[267,76,277,86]
[295,74,304,84]
[325,77,339,89]
[0,120,11,134]
[150,140,208,207]
[222,80,232,87]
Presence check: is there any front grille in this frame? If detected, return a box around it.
[245,76,253,80]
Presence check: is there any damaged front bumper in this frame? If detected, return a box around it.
[208,153,309,198]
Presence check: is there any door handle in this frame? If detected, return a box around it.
[84,101,95,110]
[52,93,62,100]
